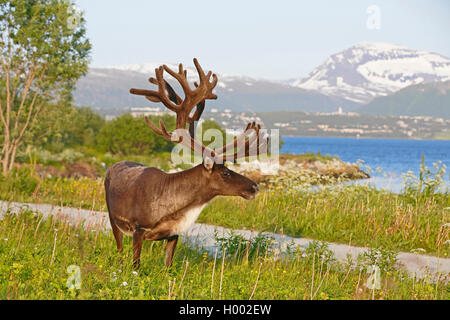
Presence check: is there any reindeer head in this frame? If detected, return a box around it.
[201,160,260,200]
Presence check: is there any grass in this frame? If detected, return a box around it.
[199,186,449,256]
[0,163,448,257]
[279,152,338,163]
[0,168,106,210]
[0,211,447,300]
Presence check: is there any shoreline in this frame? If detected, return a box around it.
[281,135,450,141]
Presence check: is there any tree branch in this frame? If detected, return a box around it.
[13,64,36,132]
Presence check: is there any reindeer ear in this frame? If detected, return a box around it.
[203,157,214,172]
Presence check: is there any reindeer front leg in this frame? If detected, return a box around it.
[141,224,177,267]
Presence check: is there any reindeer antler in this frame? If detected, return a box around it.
[130,58,217,131]
[213,122,269,163]
[130,59,268,163]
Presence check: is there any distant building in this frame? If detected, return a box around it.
[274,122,290,128]
[226,128,244,136]
[130,107,170,118]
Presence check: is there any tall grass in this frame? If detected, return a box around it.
[0,211,447,300]
[200,185,449,256]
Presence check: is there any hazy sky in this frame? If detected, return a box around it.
[74,0,450,80]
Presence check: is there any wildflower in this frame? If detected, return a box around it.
[3,238,8,241]
[121,281,128,286]
[132,271,138,276]
[111,271,118,282]
[318,292,329,300]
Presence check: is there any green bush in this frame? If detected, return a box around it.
[95,115,230,157]
[27,105,105,153]
[95,114,176,155]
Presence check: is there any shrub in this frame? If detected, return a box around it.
[95,114,176,155]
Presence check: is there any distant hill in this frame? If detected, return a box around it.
[74,68,147,116]
[74,67,359,116]
[358,81,450,119]
[202,110,450,139]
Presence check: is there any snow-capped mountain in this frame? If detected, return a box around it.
[290,42,450,103]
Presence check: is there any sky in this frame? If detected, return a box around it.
[74,0,450,80]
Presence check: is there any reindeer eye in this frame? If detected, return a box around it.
[222,171,231,177]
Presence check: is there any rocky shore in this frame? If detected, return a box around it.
[228,154,370,189]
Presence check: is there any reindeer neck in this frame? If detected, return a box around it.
[162,164,215,205]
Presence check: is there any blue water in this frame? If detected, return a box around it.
[281,137,450,191]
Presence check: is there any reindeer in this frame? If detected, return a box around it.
[104,59,268,268]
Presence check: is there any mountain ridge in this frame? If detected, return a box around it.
[74,67,360,115]
[358,80,450,119]
[73,42,450,117]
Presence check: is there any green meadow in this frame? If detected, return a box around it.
[0,210,447,300]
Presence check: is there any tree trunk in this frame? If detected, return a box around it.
[2,143,11,176]
[8,143,18,172]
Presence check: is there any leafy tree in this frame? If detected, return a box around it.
[96,114,176,155]
[0,0,91,174]
[28,104,105,152]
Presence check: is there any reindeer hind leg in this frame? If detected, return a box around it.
[132,229,145,269]
[165,235,179,267]
[110,221,123,253]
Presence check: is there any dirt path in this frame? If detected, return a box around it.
[1,200,448,280]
